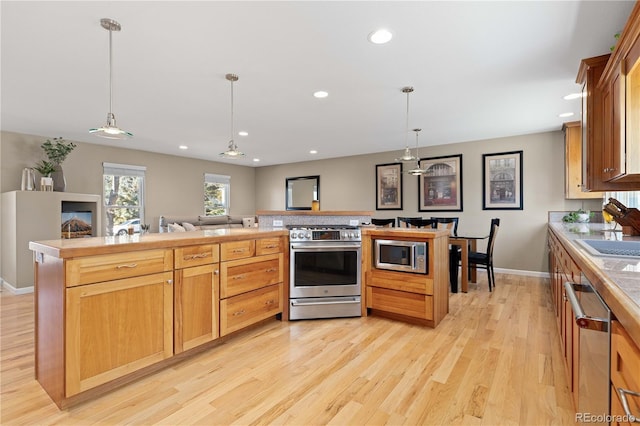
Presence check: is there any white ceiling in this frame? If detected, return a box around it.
[1,1,635,167]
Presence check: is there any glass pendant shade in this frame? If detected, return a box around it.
[405,128,426,175]
[90,18,132,140]
[219,73,246,159]
[394,86,417,162]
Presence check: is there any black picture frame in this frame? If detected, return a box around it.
[375,163,403,210]
[417,154,463,212]
[482,150,523,210]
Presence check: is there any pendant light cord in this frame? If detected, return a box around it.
[405,90,410,150]
[230,78,234,147]
[108,26,113,115]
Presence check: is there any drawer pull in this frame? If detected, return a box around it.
[265,267,277,273]
[264,244,277,249]
[232,309,246,317]
[185,253,209,260]
[116,263,138,269]
[265,299,275,306]
[232,248,246,253]
[618,388,640,423]
[232,274,246,280]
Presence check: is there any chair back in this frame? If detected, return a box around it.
[371,218,395,227]
[407,218,436,229]
[430,217,459,236]
[486,218,500,260]
[397,216,422,228]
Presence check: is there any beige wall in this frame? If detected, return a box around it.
[1,129,604,279]
[255,131,604,274]
[1,131,257,233]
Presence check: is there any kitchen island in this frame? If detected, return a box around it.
[29,228,288,408]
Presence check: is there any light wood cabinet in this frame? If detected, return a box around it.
[364,232,449,328]
[562,121,603,199]
[548,230,580,409]
[611,320,640,425]
[65,271,174,396]
[174,244,220,354]
[219,238,284,337]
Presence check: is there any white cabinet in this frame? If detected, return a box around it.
[1,191,101,291]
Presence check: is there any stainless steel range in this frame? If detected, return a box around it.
[289,225,362,320]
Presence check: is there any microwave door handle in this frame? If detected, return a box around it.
[411,244,417,271]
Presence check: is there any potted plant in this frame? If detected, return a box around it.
[33,160,56,191]
[562,209,593,223]
[40,137,76,191]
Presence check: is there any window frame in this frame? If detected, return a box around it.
[204,173,231,216]
[103,162,146,236]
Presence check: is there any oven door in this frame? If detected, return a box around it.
[290,242,361,299]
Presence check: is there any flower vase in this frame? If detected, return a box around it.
[51,165,66,192]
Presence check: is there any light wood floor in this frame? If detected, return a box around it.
[1,274,576,425]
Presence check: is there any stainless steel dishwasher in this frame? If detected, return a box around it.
[564,274,611,425]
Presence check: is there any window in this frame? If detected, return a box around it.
[103,162,146,236]
[605,191,639,208]
[204,173,230,216]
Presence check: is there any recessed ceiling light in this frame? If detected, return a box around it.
[179,145,188,150]
[253,158,260,162]
[238,131,248,136]
[368,29,393,44]
[559,112,575,118]
[313,91,329,98]
[310,150,318,154]
[563,92,584,100]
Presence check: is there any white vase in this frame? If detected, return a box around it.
[40,177,53,191]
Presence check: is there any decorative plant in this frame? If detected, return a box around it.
[41,137,76,166]
[33,160,56,178]
[562,209,593,223]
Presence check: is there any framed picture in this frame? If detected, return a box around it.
[482,150,523,210]
[375,163,403,210]
[418,154,463,212]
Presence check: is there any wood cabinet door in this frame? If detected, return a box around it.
[563,121,602,199]
[611,320,640,421]
[65,271,174,396]
[174,264,219,353]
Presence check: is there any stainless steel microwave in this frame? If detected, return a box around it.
[374,239,428,274]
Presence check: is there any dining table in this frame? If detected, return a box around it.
[449,235,489,292]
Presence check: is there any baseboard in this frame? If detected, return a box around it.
[494,268,550,279]
[0,279,34,294]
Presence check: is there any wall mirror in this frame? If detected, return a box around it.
[286,175,319,210]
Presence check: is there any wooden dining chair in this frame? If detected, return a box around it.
[371,218,395,227]
[467,218,500,291]
[397,216,422,228]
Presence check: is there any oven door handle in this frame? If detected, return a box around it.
[291,243,361,250]
[563,282,609,332]
[291,298,360,306]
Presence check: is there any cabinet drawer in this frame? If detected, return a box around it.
[174,244,219,269]
[220,283,282,336]
[611,320,640,414]
[221,240,256,261]
[366,286,433,321]
[220,254,282,299]
[367,269,433,295]
[66,249,173,287]
[256,237,283,256]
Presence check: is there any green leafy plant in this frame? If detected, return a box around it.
[41,137,76,166]
[33,160,56,177]
[562,209,593,223]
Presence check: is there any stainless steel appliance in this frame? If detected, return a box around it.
[564,275,611,425]
[374,239,428,274]
[289,225,361,320]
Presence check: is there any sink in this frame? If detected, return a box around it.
[575,239,640,258]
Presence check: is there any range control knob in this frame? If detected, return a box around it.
[305,232,311,239]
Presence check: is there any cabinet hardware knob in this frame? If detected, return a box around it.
[214,269,219,275]
[167,279,173,285]
[116,263,138,269]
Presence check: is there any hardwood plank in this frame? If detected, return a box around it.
[0,273,577,425]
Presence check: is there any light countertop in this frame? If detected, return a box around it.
[548,222,640,348]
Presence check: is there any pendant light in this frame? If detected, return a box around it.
[406,128,427,175]
[89,18,132,139]
[219,73,246,159]
[394,86,417,163]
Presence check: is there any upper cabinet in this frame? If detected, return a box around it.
[562,121,603,199]
[578,2,640,190]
